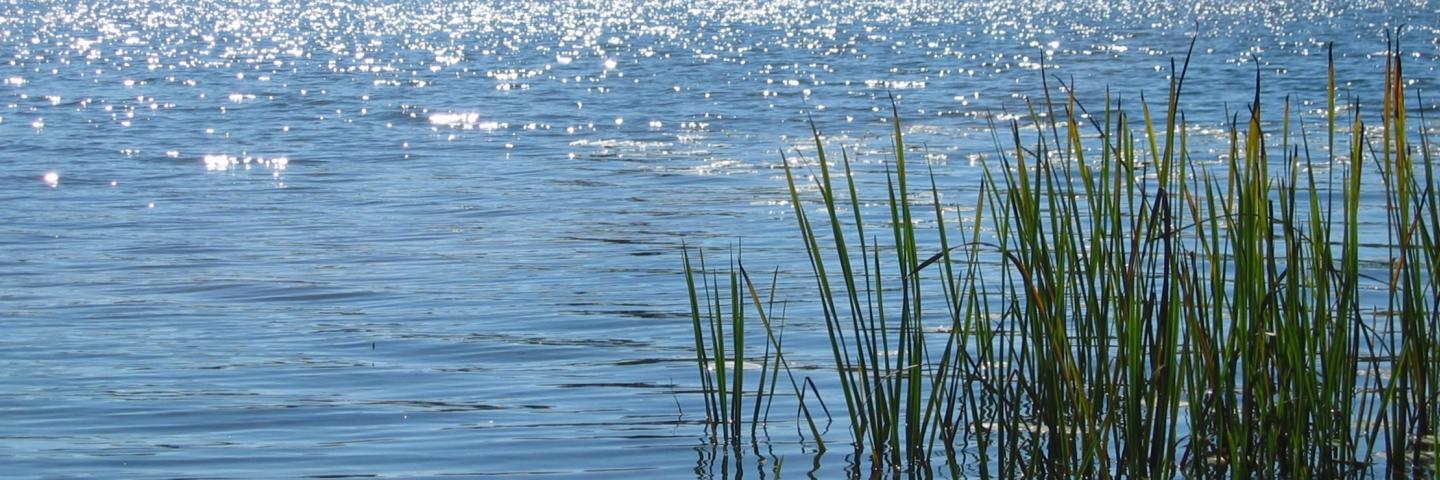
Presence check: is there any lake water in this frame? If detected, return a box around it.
[2,0,1437,477]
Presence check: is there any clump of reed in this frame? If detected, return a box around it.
[684,38,1438,477]
[683,245,829,450]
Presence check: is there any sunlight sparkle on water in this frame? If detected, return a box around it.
[429,112,506,130]
[203,154,236,171]
[42,171,59,187]
[204,155,289,172]
[429,112,479,127]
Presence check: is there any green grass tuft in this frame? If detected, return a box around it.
[683,37,1438,477]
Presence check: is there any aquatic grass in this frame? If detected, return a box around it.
[684,37,1438,477]
[682,243,827,450]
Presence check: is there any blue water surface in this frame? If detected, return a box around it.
[1,0,1437,477]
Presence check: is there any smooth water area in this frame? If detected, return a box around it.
[2,1,1437,477]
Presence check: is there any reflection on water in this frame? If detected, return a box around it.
[694,444,788,480]
[0,0,1436,477]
